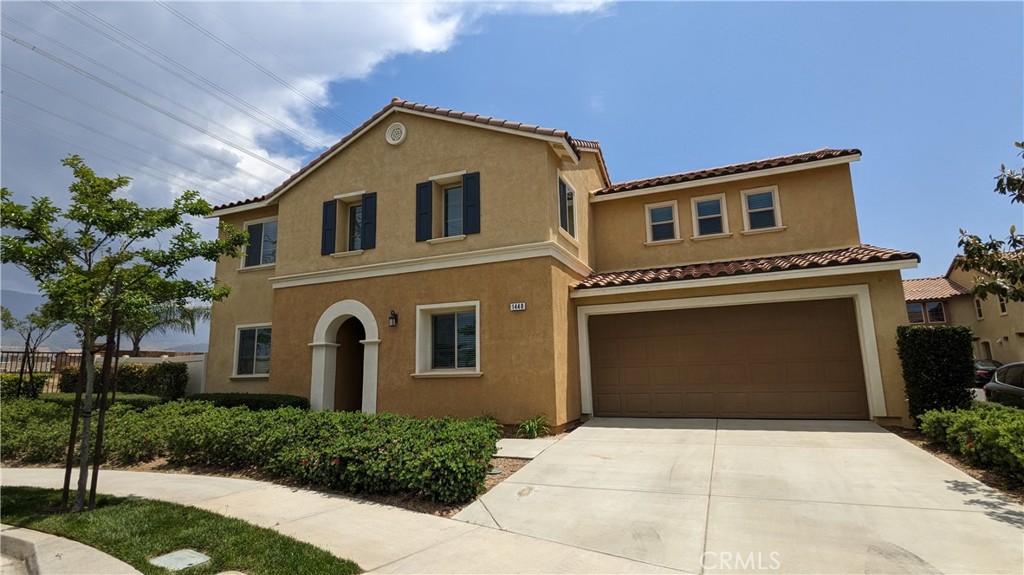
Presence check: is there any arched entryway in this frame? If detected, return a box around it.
[309,300,380,412]
[334,317,365,411]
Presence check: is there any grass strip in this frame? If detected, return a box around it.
[1,487,361,575]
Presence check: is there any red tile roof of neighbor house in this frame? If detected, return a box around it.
[902,277,971,302]
[593,148,862,196]
[212,98,595,211]
[575,245,920,290]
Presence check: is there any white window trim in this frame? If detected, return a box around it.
[334,190,366,201]
[426,234,467,245]
[975,298,985,320]
[240,216,278,270]
[645,200,680,244]
[413,301,481,377]
[690,193,729,238]
[998,295,1008,315]
[557,172,578,239]
[429,170,467,185]
[232,322,272,379]
[740,185,783,232]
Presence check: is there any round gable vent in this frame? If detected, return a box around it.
[385,122,407,145]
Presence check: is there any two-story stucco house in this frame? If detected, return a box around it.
[207,99,920,427]
[903,263,1023,363]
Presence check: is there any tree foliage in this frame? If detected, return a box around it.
[121,302,211,356]
[0,155,247,511]
[954,141,1024,301]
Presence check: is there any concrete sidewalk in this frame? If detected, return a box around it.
[0,468,681,574]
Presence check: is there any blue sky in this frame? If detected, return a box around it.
[2,0,1022,298]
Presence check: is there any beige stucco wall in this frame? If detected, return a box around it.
[590,164,862,272]
[572,269,912,426]
[240,257,575,425]
[946,268,1024,363]
[270,111,599,279]
[206,205,278,393]
[551,151,606,270]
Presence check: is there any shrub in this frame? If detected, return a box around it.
[40,393,163,411]
[0,373,50,399]
[58,366,80,393]
[0,399,76,462]
[185,393,310,411]
[115,363,148,394]
[896,325,974,421]
[516,414,549,438]
[919,403,1024,483]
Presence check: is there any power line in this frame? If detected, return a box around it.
[2,66,282,187]
[2,30,294,174]
[42,0,328,150]
[3,14,285,159]
[2,91,263,199]
[155,0,356,130]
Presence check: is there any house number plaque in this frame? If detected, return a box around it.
[509,302,527,311]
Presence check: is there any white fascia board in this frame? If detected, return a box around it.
[590,155,861,203]
[570,258,917,299]
[270,241,592,289]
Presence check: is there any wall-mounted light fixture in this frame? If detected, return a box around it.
[388,310,398,327]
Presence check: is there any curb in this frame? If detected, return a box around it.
[1,523,140,575]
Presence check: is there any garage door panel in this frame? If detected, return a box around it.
[589,299,869,420]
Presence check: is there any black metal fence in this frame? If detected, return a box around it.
[1,350,83,393]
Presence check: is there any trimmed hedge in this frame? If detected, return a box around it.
[0,400,501,504]
[896,325,974,421]
[919,403,1024,483]
[184,393,309,411]
[40,393,164,411]
[60,362,188,400]
[0,373,49,399]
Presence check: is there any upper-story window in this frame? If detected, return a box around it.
[742,186,782,231]
[907,301,946,324]
[691,194,728,237]
[416,172,480,243]
[645,200,679,243]
[998,295,1008,315]
[243,218,277,267]
[975,298,985,320]
[321,192,376,255]
[558,178,576,238]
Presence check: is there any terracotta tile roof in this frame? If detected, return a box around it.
[595,148,861,197]
[575,245,919,290]
[902,277,971,302]
[213,98,585,212]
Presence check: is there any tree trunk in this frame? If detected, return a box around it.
[72,329,96,512]
[90,281,120,510]
[131,335,142,357]
[61,351,88,508]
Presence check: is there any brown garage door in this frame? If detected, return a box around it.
[589,298,869,419]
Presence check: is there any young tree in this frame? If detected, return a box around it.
[0,305,65,397]
[122,302,211,356]
[0,155,247,511]
[954,141,1024,301]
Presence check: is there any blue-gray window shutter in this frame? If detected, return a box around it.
[361,192,377,249]
[415,181,432,242]
[463,172,480,234]
[321,201,336,255]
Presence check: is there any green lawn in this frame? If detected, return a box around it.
[1,487,361,575]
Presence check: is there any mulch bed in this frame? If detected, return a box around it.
[884,426,1023,505]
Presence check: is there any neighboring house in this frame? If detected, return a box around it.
[902,266,1024,364]
[207,98,919,427]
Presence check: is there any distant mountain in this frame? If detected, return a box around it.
[1,289,211,353]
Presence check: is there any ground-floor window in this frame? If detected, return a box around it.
[415,302,480,375]
[236,325,271,376]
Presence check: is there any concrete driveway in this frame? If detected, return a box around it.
[455,419,1023,574]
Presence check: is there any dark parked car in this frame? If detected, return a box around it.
[974,359,1003,386]
[983,362,1024,408]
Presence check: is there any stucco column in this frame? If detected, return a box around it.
[308,341,340,411]
[360,339,380,414]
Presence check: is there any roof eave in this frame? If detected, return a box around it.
[571,256,916,298]
[591,153,861,203]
